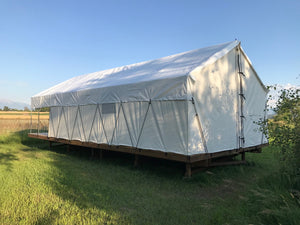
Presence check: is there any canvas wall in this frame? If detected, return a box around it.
[188,47,267,153]
[48,100,191,155]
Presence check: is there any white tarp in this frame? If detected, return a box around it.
[33,41,268,155]
[48,101,189,154]
[32,41,241,108]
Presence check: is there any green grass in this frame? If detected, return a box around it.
[0,131,299,224]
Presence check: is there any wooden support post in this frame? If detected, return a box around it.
[91,148,95,158]
[134,154,140,167]
[185,163,192,178]
[241,152,245,161]
[67,144,71,152]
[99,149,103,160]
[49,141,52,149]
[205,159,211,167]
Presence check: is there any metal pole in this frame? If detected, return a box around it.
[110,103,121,145]
[47,108,50,137]
[87,104,99,142]
[62,107,70,140]
[70,106,79,140]
[99,105,109,144]
[78,106,87,142]
[30,109,33,134]
[237,47,246,149]
[37,109,40,135]
[56,107,63,138]
[121,102,134,147]
[135,100,151,148]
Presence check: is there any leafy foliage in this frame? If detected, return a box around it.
[261,86,300,188]
[0,106,32,112]
[34,107,50,112]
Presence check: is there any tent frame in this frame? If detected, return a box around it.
[28,132,267,177]
[28,42,269,177]
[28,82,268,177]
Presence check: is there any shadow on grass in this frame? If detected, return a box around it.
[53,144,186,179]
[7,130,187,223]
[34,209,60,225]
[8,130,261,184]
[17,129,259,184]
[0,152,18,171]
[15,129,253,179]
[10,129,274,224]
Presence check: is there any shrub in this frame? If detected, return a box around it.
[261,86,300,189]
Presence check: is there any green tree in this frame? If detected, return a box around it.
[260,86,300,189]
[3,106,10,111]
[34,107,49,112]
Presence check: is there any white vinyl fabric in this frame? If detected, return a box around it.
[35,41,268,155]
[31,41,240,108]
[240,51,269,147]
[48,101,189,154]
[188,48,240,153]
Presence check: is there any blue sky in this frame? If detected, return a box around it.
[0,0,299,104]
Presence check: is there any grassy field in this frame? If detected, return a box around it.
[0,129,299,225]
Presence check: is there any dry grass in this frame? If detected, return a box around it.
[0,111,48,120]
[0,111,49,135]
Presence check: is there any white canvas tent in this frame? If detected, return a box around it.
[31,40,268,159]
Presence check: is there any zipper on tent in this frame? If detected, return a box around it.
[237,48,246,148]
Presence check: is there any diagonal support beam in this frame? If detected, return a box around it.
[110,103,122,145]
[70,106,79,140]
[136,100,151,148]
[191,97,208,154]
[98,105,109,144]
[121,102,134,147]
[55,107,63,137]
[87,104,99,142]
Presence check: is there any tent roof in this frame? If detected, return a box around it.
[32,41,241,108]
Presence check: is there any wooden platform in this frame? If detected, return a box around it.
[28,133,268,177]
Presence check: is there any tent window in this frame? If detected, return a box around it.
[102,103,116,114]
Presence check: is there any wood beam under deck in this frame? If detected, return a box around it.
[28,133,268,177]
